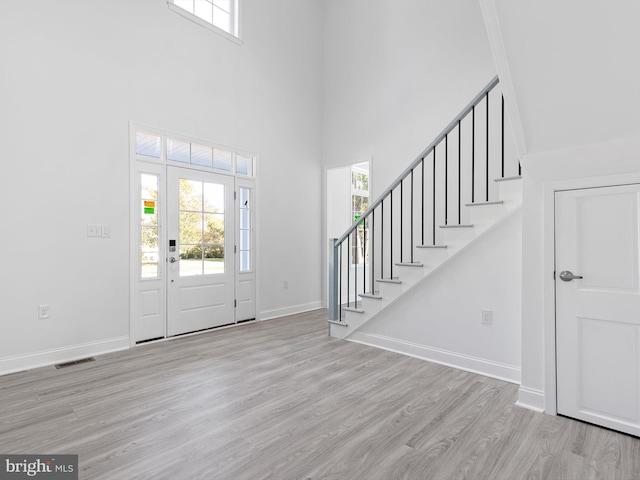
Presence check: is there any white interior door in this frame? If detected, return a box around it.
[556,184,640,437]
[167,167,235,336]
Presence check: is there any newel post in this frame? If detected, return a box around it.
[328,238,339,321]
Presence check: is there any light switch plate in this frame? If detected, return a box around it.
[87,224,102,237]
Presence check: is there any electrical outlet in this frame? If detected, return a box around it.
[39,304,50,319]
[284,280,289,289]
[481,309,493,325]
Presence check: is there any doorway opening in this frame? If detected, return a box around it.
[326,161,371,306]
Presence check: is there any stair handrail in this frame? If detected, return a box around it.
[335,75,499,246]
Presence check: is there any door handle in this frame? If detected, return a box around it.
[169,257,179,263]
[559,270,583,282]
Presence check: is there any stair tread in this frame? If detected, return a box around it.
[328,319,348,327]
[494,175,522,182]
[359,293,382,299]
[395,262,423,267]
[343,306,364,313]
[440,224,474,229]
[465,200,504,207]
[417,244,448,249]
[376,278,402,284]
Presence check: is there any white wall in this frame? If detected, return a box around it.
[353,207,522,383]
[326,166,352,239]
[322,0,497,195]
[491,1,640,155]
[0,0,323,373]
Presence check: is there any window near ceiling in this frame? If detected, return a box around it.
[168,0,241,43]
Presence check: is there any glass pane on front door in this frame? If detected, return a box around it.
[178,178,225,276]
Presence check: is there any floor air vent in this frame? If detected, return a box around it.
[55,357,95,369]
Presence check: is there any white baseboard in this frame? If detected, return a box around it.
[515,386,545,413]
[0,336,130,377]
[348,331,521,384]
[259,300,324,321]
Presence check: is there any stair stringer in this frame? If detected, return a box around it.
[329,177,522,341]
[346,205,522,383]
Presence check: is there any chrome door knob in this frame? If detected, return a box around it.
[169,257,179,263]
[559,270,583,282]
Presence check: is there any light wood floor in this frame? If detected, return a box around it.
[1,309,640,480]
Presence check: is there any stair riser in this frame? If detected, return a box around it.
[344,309,365,324]
[496,179,522,204]
[329,323,350,339]
[414,248,453,267]
[392,265,428,284]
[359,297,384,315]
[468,205,508,230]
[440,227,477,247]
[376,280,412,299]
[338,309,373,337]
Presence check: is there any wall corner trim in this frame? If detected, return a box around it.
[516,386,545,413]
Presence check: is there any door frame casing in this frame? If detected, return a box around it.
[543,172,640,415]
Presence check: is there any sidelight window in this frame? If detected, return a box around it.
[140,173,160,278]
[238,187,252,272]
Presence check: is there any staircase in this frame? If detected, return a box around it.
[328,76,522,341]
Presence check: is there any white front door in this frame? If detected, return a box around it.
[556,184,640,437]
[167,166,235,336]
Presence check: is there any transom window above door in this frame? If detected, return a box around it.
[167,0,241,43]
[134,130,255,177]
